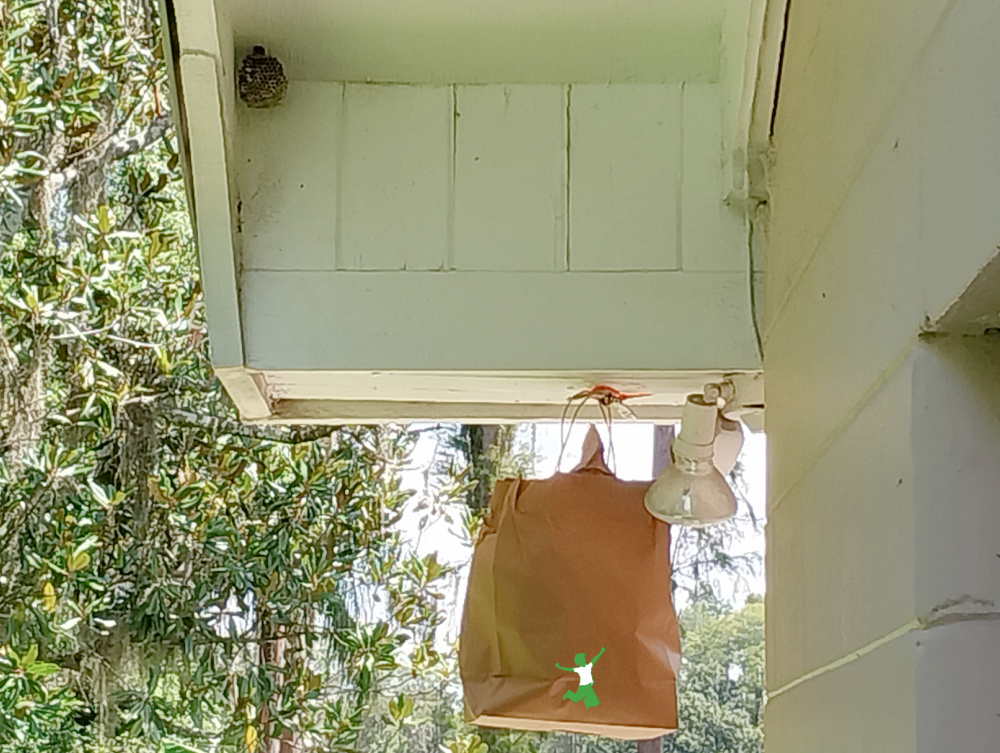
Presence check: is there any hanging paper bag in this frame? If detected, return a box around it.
[459,427,681,740]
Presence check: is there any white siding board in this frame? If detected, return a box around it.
[767,362,915,691]
[915,622,1000,753]
[340,85,451,270]
[241,270,760,372]
[765,103,922,505]
[568,84,681,271]
[237,81,340,270]
[765,0,952,318]
[680,84,747,272]
[914,0,1000,320]
[764,635,917,753]
[911,339,1000,617]
[454,85,567,271]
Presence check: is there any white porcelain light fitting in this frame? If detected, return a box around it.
[644,390,740,527]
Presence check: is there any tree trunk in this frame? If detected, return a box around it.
[463,425,501,511]
[652,424,674,477]
[259,617,296,753]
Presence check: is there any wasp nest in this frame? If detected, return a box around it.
[238,46,287,108]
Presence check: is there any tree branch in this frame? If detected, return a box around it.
[162,408,336,445]
[109,115,173,161]
[50,116,173,193]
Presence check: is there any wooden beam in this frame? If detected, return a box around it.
[258,399,685,425]
[214,366,272,421]
[241,271,761,372]
[177,48,244,368]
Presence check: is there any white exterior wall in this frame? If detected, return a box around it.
[764,0,1000,750]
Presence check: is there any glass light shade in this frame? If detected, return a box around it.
[644,455,737,527]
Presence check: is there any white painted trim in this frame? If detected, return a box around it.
[746,0,788,198]
[241,368,762,425]
[172,0,245,369]
[931,250,1000,334]
[258,399,686,425]
[172,0,221,57]
[214,366,272,420]
[720,0,766,202]
[256,369,763,405]
[180,53,244,368]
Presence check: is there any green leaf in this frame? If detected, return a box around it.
[96,204,113,232]
[67,550,90,572]
[164,743,210,753]
[25,662,60,678]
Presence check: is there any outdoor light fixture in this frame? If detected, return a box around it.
[644,386,740,527]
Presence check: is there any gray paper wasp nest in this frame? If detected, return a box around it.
[238,46,287,108]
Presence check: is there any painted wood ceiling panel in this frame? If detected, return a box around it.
[222,0,725,84]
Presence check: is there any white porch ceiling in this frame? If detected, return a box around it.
[221,0,726,84]
[164,0,777,424]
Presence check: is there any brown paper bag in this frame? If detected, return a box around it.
[459,427,681,740]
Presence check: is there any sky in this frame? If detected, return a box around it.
[396,421,767,642]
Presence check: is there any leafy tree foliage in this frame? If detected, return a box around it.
[0,1,450,751]
[664,595,764,753]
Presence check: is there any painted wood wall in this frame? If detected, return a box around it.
[230,78,759,382]
[235,82,744,275]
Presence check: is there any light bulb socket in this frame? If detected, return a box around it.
[713,416,744,476]
[673,393,719,461]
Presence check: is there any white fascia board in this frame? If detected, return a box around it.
[257,399,687,426]
[172,0,222,56]
[214,366,272,421]
[721,0,768,203]
[246,373,763,425]
[167,0,247,372]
